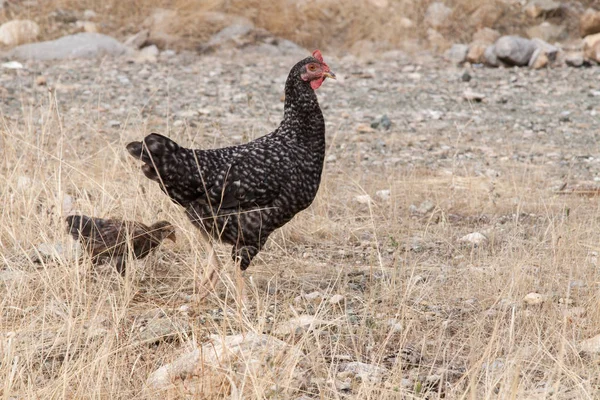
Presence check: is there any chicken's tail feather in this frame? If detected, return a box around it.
[66,215,95,239]
[126,133,181,182]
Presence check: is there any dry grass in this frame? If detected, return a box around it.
[1,75,600,399]
[4,0,594,55]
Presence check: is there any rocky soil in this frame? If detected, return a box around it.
[2,49,600,179]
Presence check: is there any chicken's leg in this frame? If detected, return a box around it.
[196,237,221,301]
[234,261,245,308]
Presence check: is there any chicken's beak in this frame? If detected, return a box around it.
[167,232,177,243]
[323,71,336,80]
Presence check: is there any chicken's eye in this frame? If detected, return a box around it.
[308,64,317,72]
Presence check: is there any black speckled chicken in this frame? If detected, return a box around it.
[66,215,176,275]
[126,50,335,276]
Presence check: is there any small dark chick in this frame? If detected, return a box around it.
[126,50,335,274]
[65,215,176,275]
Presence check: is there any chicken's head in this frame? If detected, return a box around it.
[300,50,336,90]
[151,221,177,243]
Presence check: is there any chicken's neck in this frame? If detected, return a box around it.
[281,79,325,141]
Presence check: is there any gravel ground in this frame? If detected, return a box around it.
[2,50,600,176]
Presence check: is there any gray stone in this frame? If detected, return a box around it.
[494,35,536,66]
[339,362,388,383]
[7,33,131,61]
[484,45,502,67]
[445,44,468,64]
[31,243,64,263]
[565,52,585,67]
[416,199,435,214]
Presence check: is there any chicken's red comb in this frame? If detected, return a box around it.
[312,49,324,63]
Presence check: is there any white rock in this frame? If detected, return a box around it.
[76,20,97,33]
[274,315,333,336]
[355,195,373,204]
[81,21,98,33]
[459,232,488,245]
[339,362,388,383]
[17,175,31,189]
[425,2,452,29]
[304,291,323,303]
[0,269,27,283]
[523,292,546,305]
[463,90,486,102]
[134,44,159,63]
[399,18,414,29]
[580,334,600,354]
[62,194,74,215]
[387,319,403,333]
[329,294,345,305]
[335,378,352,390]
[376,189,390,201]
[147,333,305,389]
[416,199,435,214]
[1,61,23,69]
[0,19,40,46]
[32,243,64,263]
[83,9,97,20]
[368,0,388,8]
